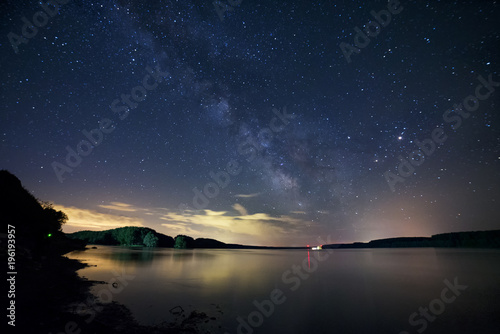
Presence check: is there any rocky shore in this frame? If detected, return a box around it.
[13,247,220,334]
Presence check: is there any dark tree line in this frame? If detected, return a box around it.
[67,229,235,249]
[0,170,78,257]
[174,235,194,249]
[324,231,500,249]
[67,227,174,247]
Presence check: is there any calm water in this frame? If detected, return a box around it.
[66,247,500,334]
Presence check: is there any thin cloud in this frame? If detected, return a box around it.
[54,204,143,233]
[234,193,261,198]
[159,209,305,245]
[98,201,137,212]
[233,203,248,216]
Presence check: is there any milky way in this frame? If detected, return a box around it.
[1,0,499,245]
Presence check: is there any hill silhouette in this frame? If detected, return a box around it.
[67,228,293,249]
[0,169,85,257]
[0,170,86,332]
[323,230,500,249]
[67,226,175,247]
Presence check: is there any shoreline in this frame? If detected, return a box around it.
[14,246,221,334]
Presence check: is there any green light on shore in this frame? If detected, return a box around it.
[47,233,52,237]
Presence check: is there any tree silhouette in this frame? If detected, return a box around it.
[0,170,81,257]
[68,227,176,247]
[174,235,194,249]
[143,232,159,247]
[40,201,68,233]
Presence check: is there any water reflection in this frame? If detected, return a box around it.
[66,247,500,334]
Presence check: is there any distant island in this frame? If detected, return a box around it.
[66,227,307,249]
[67,226,500,249]
[323,230,500,249]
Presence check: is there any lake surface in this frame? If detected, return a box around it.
[66,247,500,334]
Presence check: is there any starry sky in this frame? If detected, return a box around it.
[1,0,499,246]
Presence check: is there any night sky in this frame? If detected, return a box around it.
[1,0,499,246]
